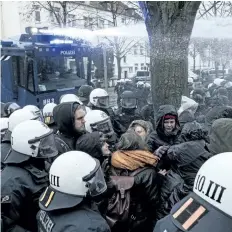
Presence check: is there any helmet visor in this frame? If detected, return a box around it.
[91,118,113,135]
[83,159,107,197]
[122,98,137,108]
[44,116,54,125]
[28,131,58,158]
[38,133,58,158]
[97,97,109,108]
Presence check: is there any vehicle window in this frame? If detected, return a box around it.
[37,56,85,92]
[27,60,35,92]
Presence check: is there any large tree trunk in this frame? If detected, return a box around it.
[139,2,201,110]
[116,56,122,80]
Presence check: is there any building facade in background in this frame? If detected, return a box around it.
[1,1,149,79]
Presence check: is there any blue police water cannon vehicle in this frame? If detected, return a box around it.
[1,27,102,108]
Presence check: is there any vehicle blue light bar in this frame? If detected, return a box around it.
[50,39,73,44]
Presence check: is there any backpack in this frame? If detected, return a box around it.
[105,167,147,228]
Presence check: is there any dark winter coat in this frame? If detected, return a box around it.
[169,121,211,187]
[208,118,232,155]
[108,167,162,232]
[37,201,111,232]
[1,163,48,232]
[76,132,105,164]
[156,121,211,220]
[167,140,212,188]
[205,105,232,129]
[53,102,85,152]
[147,105,181,153]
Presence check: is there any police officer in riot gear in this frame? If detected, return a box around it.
[77,85,94,105]
[1,120,58,232]
[3,102,21,117]
[23,104,44,121]
[59,93,83,105]
[88,88,115,118]
[114,90,141,136]
[85,109,118,151]
[43,102,58,132]
[1,109,41,169]
[37,151,110,232]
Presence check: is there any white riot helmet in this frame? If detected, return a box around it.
[214,78,224,86]
[0,118,9,138]
[23,105,43,121]
[188,77,194,84]
[144,83,151,89]
[39,151,107,211]
[84,110,113,135]
[170,152,232,232]
[137,81,144,88]
[89,88,109,108]
[4,120,58,164]
[59,94,83,105]
[43,103,57,125]
[3,109,40,142]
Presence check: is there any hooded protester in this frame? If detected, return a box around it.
[128,120,154,141]
[147,105,181,155]
[156,122,212,221]
[53,102,86,153]
[207,118,232,155]
[76,131,111,164]
[167,121,212,187]
[108,132,162,232]
[204,105,232,130]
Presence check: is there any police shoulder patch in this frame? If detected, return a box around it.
[1,195,11,203]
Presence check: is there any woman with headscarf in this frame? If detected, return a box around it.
[108,132,164,232]
[127,119,154,141]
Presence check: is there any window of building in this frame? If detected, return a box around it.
[134,46,137,55]
[68,14,76,27]
[84,17,94,29]
[123,56,127,63]
[50,8,60,23]
[121,17,125,24]
[98,19,104,28]
[35,11,41,22]
[129,67,133,73]
[134,63,138,72]
[140,45,144,55]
